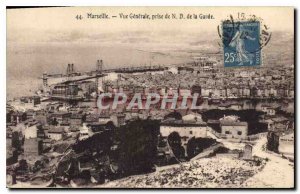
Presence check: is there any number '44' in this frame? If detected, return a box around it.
[76,15,83,20]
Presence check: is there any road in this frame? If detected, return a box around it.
[242,137,294,188]
[207,129,294,188]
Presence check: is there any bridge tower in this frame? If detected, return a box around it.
[95,60,104,112]
[42,73,48,87]
[96,59,103,95]
[66,63,75,78]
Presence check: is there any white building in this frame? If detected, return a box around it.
[220,121,248,139]
[160,115,207,145]
[278,133,294,158]
[24,125,38,139]
[48,126,64,141]
[261,105,276,116]
[220,115,248,139]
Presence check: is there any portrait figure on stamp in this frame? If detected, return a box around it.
[229,25,256,65]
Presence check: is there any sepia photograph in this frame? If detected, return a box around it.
[5,6,295,189]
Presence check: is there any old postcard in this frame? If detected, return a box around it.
[6,7,294,188]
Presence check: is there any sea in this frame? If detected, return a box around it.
[7,42,192,100]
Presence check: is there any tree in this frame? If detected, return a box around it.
[118,119,159,175]
[73,130,112,154]
[16,159,28,175]
[187,137,217,159]
[32,160,44,173]
[267,131,279,152]
[187,137,196,159]
[11,131,21,150]
[168,132,185,159]
[164,111,182,120]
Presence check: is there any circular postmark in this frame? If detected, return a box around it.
[218,14,272,54]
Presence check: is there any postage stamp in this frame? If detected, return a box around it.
[222,21,261,67]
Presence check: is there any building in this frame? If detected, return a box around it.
[98,113,111,124]
[24,138,42,158]
[278,132,294,158]
[262,118,275,130]
[69,125,80,133]
[50,83,79,98]
[217,102,243,110]
[37,127,46,139]
[229,103,243,111]
[241,144,253,160]
[182,113,202,122]
[50,112,71,125]
[70,113,85,126]
[160,118,208,156]
[78,124,91,141]
[10,112,27,124]
[26,109,36,119]
[160,118,207,141]
[85,114,99,123]
[191,85,201,96]
[48,126,64,141]
[47,102,63,112]
[20,96,41,106]
[261,105,276,116]
[43,138,54,148]
[24,124,38,139]
[35,110,47,125]
[111,113,126,127]
[220,116,248,139]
